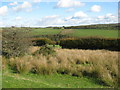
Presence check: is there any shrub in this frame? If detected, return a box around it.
[31,38,56,46]
[33,44,56,56]
[54,45,62,48]
[2,28,33,58]
[45,45,62,49]
[59,37,119,51]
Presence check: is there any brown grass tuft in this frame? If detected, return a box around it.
[3,48,119,86]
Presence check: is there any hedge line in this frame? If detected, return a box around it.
[32,34,70,41]
[59,37,120,51]
[31,37,120,51]
[63,23,118,30]
[31,38,56,46]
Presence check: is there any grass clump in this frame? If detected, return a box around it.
[2,48,118,87]
[8,56,33,74]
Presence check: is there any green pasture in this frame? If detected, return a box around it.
[3,72,108,88]
[31,28,118,38]
[70,29,118,38]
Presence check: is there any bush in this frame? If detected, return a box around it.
[59,37,119,51]
[33,44,56,56]
[31,38,56,46]
[2,28,33,58]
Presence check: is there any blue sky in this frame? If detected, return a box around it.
[0,0,118,27]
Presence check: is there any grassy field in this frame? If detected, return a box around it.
[3,71,107,88]
[2,27,118,38]
[31,28,118,38]
[31,28,63,36]
[67,29,118,38]
[2,27,119,88]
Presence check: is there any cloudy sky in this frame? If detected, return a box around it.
[0,0,118,27]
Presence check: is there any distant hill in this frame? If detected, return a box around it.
[52,23,119,30]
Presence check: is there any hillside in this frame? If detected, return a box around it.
[62,23,119,30]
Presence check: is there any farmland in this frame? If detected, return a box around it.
[1,0,119,88]
[67,29,118,38]
[2,24,119,88]
[31,28,118,38]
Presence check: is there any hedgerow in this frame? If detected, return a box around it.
[59,37,119,51]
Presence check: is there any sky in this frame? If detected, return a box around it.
[0,0,119,27]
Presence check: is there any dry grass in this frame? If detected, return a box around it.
[28,46,40,54]
[2,48,119,86]
[2,57,7,70]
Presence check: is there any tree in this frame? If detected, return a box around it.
[2,28,33,58]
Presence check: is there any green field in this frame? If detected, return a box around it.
[2,27,119,88]
[68,29,118,38]
[31,28,62,36]
[31,28,118,38]
[3,72,108,88]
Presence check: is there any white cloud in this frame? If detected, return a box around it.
[37,15,65,26]
[15,16,22,20]
[106,13,115,18]
[91,5,101,12]
[44,15,59,19]
[0,21,4,26]
[9,2,18,6]
[36,13,90,27]
[64,16,92,26]
[98,16,104,19]
[0,6,8,16]
[66,8,75,12]
[73,11,88,18]
[64,16,72,20]
[33,0,42,3]
[12,1,32,12]
[96,13,117,23]
[98,13,116,20]
[56,0,85,8]
[32,13,118,27]
[63,13,117,26]
[27,12,117,27]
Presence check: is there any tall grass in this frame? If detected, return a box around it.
[3,48,118,87]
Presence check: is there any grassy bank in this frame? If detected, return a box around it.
[3,71,108,88]
[2,48,118,87]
